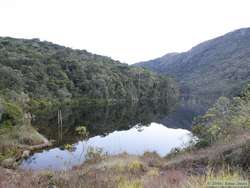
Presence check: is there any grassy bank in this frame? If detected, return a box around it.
[0,122,50,166]
[0,128,249,187]
[0,148,249,188]
[0,95,52,166]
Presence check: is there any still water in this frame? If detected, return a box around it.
[20,123,191,170]
[20,97,215,171]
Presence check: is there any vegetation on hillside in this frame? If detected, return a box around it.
[135,28,250,96]
[192,83,250,148]
[0,37,178,102]
[0,95,47,164]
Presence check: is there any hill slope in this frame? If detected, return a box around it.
[135,28,250,96]
[0,37,178,102]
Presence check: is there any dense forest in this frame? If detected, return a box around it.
[0,37,178,102]
[135,28,250,97]
[0,37,178,127]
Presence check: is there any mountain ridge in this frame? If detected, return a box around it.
[135,28,250,96]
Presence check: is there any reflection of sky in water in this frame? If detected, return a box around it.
[20,122,192,171]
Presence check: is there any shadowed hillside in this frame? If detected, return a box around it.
[135,28,250,97]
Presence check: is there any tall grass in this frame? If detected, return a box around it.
[184,167,248,188]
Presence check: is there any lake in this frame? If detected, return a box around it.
[20,96,215,171]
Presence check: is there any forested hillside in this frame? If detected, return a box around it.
[0,37,178,103]
[135,28,250,96]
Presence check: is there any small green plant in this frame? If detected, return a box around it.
[75,126,89,138]
[64,144,74,151]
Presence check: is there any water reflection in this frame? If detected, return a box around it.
[21,96,217,170]
[20,123,192,170]
[32,100,174,146]
[157,94,218,129]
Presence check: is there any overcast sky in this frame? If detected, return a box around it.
[0,0,250,64]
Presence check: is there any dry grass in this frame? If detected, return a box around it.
[0,154,158,188]
[0,155,248,188]
[118,179,143,188]
[143,169,187,188]
[183,167,248,188]
[164,132,250,170]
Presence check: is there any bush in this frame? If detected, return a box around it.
[127,161,145,173]
[194,139,210,149]
[0,100,23,127]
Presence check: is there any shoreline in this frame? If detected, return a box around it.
[0,134,249,187]
[18,133,52,151]
[0,126,52,169]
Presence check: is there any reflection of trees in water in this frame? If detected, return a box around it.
[32,100,173,146]
[158,94,220,130]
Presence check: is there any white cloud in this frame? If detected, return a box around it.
[0,0,250,64]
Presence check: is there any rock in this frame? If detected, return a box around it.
[1,158,16,168]
[22,150,30,159]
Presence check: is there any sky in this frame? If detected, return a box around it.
[0,0,250,64]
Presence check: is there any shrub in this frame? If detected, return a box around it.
[75,126,89,138]
[194,139,210,149]
[1,100,23,126]
[127,160,145,173]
